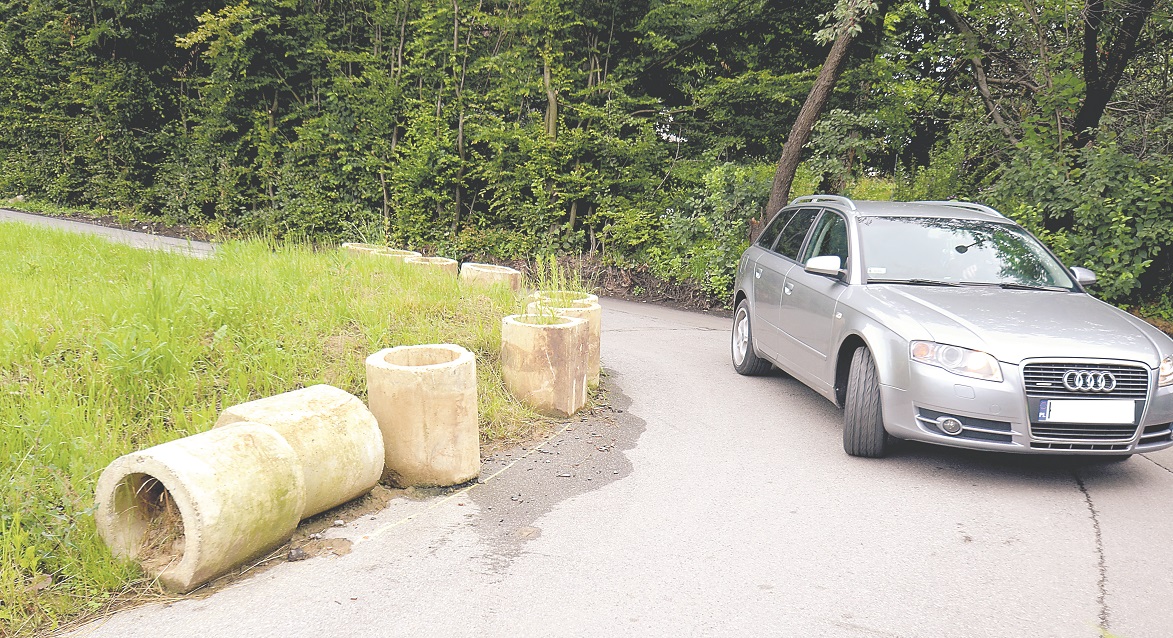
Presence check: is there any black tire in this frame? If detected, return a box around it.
[843,346,890,457]
[731,299,772,376]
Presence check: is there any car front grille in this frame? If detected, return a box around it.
[1022,362,1149,399]
[1030,423,1139,441]
[1030,441,1131,451]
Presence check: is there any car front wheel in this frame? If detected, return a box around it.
[731,299,771,376]
[843,346,890,457]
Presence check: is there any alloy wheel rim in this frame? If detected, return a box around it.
[733,308,749,365]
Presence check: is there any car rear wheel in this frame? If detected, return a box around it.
[731,300,771,376]
[844,346,890,457]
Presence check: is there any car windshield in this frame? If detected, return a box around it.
[858,216,1076,289]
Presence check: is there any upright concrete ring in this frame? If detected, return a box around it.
[528,290,600,306]
[342,242,383,255]
[214,385,384,518]
[527,299,602,389]
[94,423,306,592]
[501,314,589,417]
[460,263,523,291]
[374,248,422,262]
[366,344,480,487]
[404,256,460,276]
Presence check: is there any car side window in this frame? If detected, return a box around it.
[773,208,821,260]
[755,210,790,249]
[801,212,849,266]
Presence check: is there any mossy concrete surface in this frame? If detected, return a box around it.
[214,385,384,518]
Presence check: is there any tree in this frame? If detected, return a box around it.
[763,0,883,220]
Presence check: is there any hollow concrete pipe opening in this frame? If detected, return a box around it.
[341,242,383,254]
[374,248,422,262]
[104,472,187,576]
[366,344,479,487]
[95,423,305,592]
[380,343,467,368]
[529,290,600,306]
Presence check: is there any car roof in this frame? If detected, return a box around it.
[787,196,1010,223]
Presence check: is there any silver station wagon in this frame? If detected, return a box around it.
[732,195,1173,458]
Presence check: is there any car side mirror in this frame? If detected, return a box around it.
[1070,266,1097,286]
[805,255,843,278]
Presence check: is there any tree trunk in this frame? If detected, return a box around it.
[1070,0,1157,149]
[543,57,558,140]
[764,30,856,220]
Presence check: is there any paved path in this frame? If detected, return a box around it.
[67,299,1173,638]
[0,208,214,257]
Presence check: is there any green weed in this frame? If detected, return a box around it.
[0,223,542,635]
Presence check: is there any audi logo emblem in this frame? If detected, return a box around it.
[1063,370,1117,393]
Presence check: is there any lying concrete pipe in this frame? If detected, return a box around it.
[94,423,306,593]
[527,299,602,389]
[214,385,384,518]
[404,256,460,276]
[459,263,523,291]
[500,314,588,417]
[366,344,480,487]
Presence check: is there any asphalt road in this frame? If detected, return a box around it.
[0,208,214,257]
[66,298,1173,638]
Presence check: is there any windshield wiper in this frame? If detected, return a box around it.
[995,282,1068,292]
[867,278,961,287]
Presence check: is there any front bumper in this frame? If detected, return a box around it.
[880,359,1173,455]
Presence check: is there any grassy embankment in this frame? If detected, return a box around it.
[0,223,545,635]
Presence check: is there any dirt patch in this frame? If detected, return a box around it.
[133,477,185,575]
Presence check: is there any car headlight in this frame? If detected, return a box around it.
[910,341,1003,382]
[1160,354,1173,387]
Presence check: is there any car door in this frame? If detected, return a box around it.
[752,208,821,358]
[776,210,850,387]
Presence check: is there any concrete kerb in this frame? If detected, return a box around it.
[94,423,306,593]
[365,344,480,487]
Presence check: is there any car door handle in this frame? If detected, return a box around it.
[754,267,762,279]
[783,283,794,295]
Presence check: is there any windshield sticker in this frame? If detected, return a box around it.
[867,267,887,275]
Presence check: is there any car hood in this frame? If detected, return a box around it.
[864,286,1167,367]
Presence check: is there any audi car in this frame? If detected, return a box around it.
[731,195,1173,458]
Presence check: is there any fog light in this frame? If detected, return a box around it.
[937,417,964,436]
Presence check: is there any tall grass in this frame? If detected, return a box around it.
[0,223,540,635]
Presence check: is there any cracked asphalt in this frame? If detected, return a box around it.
[64,298,1173,638]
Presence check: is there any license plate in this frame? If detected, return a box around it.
[1037,399,1136,424]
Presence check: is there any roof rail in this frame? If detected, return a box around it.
[916,200,1005,219]
[789,194,856,211]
